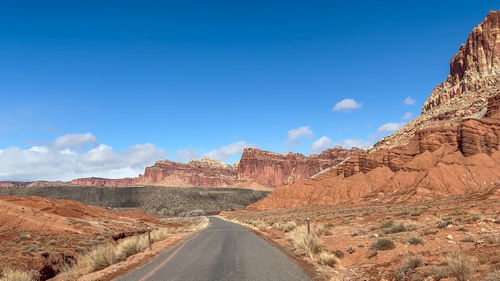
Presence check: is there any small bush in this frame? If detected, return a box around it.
[381,220,394,229]
[289,225,322,257]
[117,237,144,260]
[460,236,475,243]
[396,256,423,281]
[437,220,454,228]
[446,253,478,281]
[384,223,416,234]
[332,249,344,259]
[283,221,297,232]
[318,251,339,268]
[407,236,424,245]
[1,268,37,281]
[371,238,395,251]
[485,235,500,245]
[89,245,117,271]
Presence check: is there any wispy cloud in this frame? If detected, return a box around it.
[335,138,372,149]
[377,122,405,133]
[0,133,166,181]
[176,149,200,162]
[402,112,413,120]
[332,98,362,112]
[287,126,313,142]
[205,141,257,162]
[403,97,416,106]
[310,136,333,153]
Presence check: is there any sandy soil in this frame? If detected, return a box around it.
[224,195,500,281]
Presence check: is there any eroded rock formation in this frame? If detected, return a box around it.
[237,147,363,187]
[376,10,500,150]
[248,11,500,210]
[70,148,362,189]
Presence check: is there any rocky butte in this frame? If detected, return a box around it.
[71,148,363,190]
[248,10,500,211]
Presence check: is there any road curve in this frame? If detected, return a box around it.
[116,217,312,281]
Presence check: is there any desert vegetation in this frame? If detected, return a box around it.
[0,185,269,217]
[223,195,500,280]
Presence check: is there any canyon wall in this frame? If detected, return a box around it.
[70,148,361,189]
[248,11,500,210]
[236,147,363,187]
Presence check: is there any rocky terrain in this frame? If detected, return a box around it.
[70,148,363,189]
[0,195,163,280]
[248,10,500,211]
[0,185,269,217]
[224,194,500,280]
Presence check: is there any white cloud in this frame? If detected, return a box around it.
[334,138,372,149]
[311,136,333,153]
[177,149,200,162]
[205,141,257,162]
[0,133,166,181]
[377,122,405,133]
[403,97,416,105]
[53,132,98,150]
[287,126,313,142]
[402,112,413,120]
[332,98,362,112]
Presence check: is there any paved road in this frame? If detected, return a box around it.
[116,217,312,281]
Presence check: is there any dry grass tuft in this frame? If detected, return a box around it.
[0,269,38,281]
[273,221,297,232]
[396,256,422,281]
[318,251,339,268]
[289,225,322,257]
[446,253,478,281]
[371,238,395,251]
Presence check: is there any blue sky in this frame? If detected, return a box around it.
[1,1,498,180]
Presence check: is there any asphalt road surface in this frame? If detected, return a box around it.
[116,217,312,281]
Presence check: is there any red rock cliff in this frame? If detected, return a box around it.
[376,10,500,150]
[248,12,500,210]
[138,158,238,187]
[236,147,364,187]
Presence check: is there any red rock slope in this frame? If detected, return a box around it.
[248,11,500,210]
[0,195,160,280]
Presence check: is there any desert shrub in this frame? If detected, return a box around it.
[437,220,454,228]
[384,223,416,234]
[485,235,500,245]
[289,225,322,257]
[251,219,267,229]
[396,256,423,281]
[460,236,475,243]
[381,220,394,229]
[323,222,334,228]
[407,236,424,245]
[0,268,38,281]
[446,253,478,281]
[283,221,297,232]
[318,251,339,268]
[17,233,31,242]
[485,271,500,281]
[371,238,395,251]
[457,226,468,232]
[332,249,344,259]
[117,237,145,260]
[89,245,117,271]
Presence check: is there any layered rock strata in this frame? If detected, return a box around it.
[248,11,500,210]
